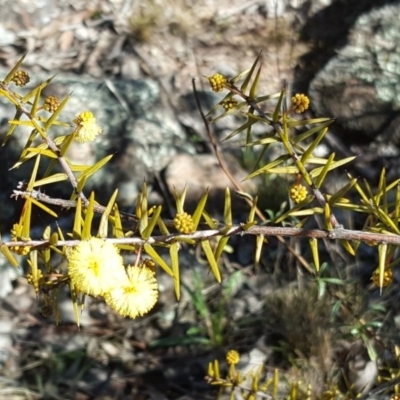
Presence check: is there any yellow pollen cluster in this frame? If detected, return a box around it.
[11,70,30,87]
[73,111,102,143]
[173,212,195,234]
[43,95,61,112]
[208,74,227,92]
[226,350,240,365]
[291,93,310,113]
[222,99,238,110]
[290,184,308,203]
[371,268,393,287]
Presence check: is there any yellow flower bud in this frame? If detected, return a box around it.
[222,99,238,110]
[208,74,227,92]
[290,184,307,203]
[173,212,195,234]
[291,93,310,113]
[11,70,30,86]
[43,95,61,112]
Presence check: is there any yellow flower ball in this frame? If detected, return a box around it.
[68,238,126,297]
[12,70,30,86]
[291,93,310,113]
[104,266,158,319]
[173,212,195,234]
[290,184,308,203]
[43,95,60,112]
[222,99,238,110]
[208,73,227,92]
[73,111,102,143]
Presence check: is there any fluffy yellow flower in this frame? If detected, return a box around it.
[104,266,158,319]
[68,238,126,296]
[73,111,102,143]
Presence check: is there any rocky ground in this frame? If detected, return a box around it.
[1,0,400,399]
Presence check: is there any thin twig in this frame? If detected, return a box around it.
[13,185,138,225]
[5,208,397,249]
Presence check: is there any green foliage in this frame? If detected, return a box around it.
[182,269,242,347]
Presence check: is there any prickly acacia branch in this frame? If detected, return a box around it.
[1,80,89,205]
[226,80,341,228]
[192,77,312,270]
[3,211,399,250]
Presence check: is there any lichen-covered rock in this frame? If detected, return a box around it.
[309,4,400,140]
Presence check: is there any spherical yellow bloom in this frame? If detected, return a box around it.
[12,70,30,86]
[291,93,310,113]
[208,73,227,92]
[173,212,195,234]
[73,111,102,143]
[290,184,308,203]
[104,266,158,319]
[222,99,238,110]
[68,238,126,296]
[43,95,60,112]
[226,350,240,365]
